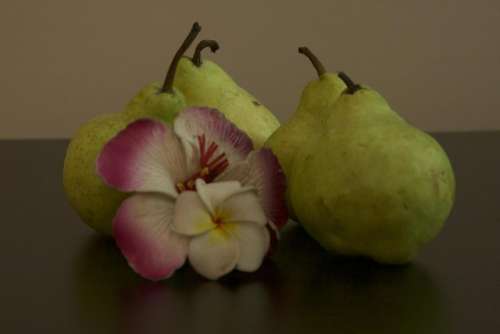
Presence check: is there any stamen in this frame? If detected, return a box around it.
[197,134,206,159]
[207,152,226,169]
[204,142,218,163]
[176,135,231,193]
[210,160,229,179]
[176,182,186,192]
[200,167,210,177]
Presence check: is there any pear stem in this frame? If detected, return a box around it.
[298,47,326,77]
[338,72,362,94]
[161,22,202,93]
[192,40,220,67]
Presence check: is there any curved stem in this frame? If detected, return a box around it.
[192,40,220,67]
[338,72,362,94]
[298,47,326,77]
[161,22,202,93]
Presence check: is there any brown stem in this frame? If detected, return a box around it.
[161,22,202,93]
[192,40,220,67]
[338,72,362,94]
[298,47,326,77]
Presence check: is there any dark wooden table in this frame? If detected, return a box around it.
[1,132,499,333]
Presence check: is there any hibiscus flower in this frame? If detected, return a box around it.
[96,108,287,280]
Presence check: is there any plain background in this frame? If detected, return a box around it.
[1,0,499,138]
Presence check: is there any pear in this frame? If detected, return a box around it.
[63,23,201,235]
[265,47,346,217]
[174,40,280,147]
[63,115,131,235]
[288,49,455,263]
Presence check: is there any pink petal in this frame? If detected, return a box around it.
[174,108,253,168]
[172,190,215,236]
[97,118,187,197]
[113,193,188,281]
[218,148,288,229]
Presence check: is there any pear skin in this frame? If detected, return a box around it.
[174,41,280,148]
[63,114,131,234]
[265,48,346,217]
[125,82,186,124]
[62,23,200,235]
[290,79,455,264]
[266,73,346,185]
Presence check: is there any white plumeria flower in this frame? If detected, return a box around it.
[96,107,287,281]
[172,179,270,280]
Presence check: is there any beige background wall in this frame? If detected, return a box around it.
[0,1,499,138]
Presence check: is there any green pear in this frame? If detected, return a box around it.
[63,114,131,235]
[63,23,201,235]
[265,47,346,217]
[288,49,455,263]
[174,40,280,148]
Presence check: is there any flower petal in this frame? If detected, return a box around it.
[113,193,188,281]
[195,178,246,215]
[97,118,187,197]
[220,188,267,226]
[218,148,288,229]
[174,107,253,167]
[172,190,215,236]
[188,229,239,280]
[232,222,270,272]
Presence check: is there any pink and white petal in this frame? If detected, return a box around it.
[195,179,245,215]
[172,190,215,237]
[97,118,187,197]
[113,193,188,281]
[183,140,202,178]
[215,159,248,183]
[231,222,271,272]
[218,148,288,229]
[188,229,240,280]
[174,107,253,166]
[220,189,267,226]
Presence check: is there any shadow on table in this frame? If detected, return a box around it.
[71,223,449,334]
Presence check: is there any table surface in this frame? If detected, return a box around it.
[1,132,499,334]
